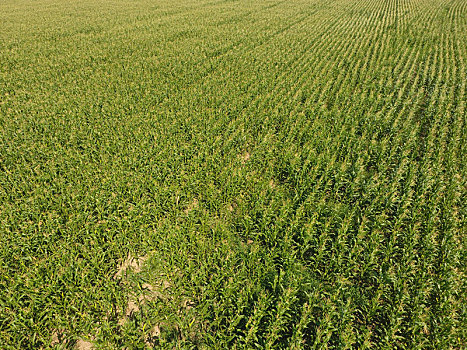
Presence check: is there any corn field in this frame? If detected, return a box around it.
[0,0,465,348]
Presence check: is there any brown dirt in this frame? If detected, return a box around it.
[240,151,250,163]
[75,339,94,350]
[184,198,199,214]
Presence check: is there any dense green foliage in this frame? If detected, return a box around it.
[1,0,465,348]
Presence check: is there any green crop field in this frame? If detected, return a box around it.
[0,0,465,348]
